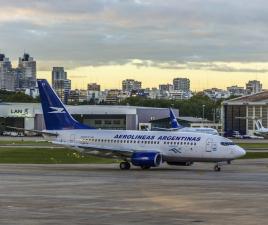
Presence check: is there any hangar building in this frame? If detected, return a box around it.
[0,103,178,132]
[222,91,268,136]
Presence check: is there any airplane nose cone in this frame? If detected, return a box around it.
[235,147,246,158]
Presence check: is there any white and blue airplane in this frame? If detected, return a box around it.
[168,108,219,135]
[37,79,245,171]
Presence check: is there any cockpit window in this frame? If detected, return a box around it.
[220,142,236,146]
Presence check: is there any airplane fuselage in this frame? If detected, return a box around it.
[50,129,245,163]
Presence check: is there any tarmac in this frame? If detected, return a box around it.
[0,160,267,225]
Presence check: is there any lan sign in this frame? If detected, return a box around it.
[10,108,31,117]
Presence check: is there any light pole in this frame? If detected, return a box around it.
[202,105,205,124]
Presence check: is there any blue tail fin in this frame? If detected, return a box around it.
[169,108,183,129]
[37,79,94,130]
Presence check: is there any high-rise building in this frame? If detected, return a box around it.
[173,78,190,92]
[87,83,101,91]
[159,84,173,92]
[227,85,245,96]
[0,53,15,91]
[122,79,142,92]
[246,80,262,95]
[105,89,120,104]
[63,79,71,104]
[18,53,36,89]
[68,89,79,104]
[87,83,101,104]
[52,67,71,103]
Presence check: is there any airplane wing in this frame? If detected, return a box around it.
[152,127,179,131]
[5,126,58,137]
[53,141,135,159]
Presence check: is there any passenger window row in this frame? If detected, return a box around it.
[80,138,197,146]
[81,139,160,144]
[164,142,197,146]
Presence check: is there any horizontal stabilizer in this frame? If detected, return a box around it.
[6,126,58,137]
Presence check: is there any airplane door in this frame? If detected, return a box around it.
[70,134,75,143]
[204,138,217,158]
[206,138,213,152]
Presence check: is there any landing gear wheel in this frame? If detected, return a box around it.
[141,165,151,170]
[120,162,131,170]
[214,165,221,172]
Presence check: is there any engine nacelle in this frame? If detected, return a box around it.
[131,152,162,167]
[166,161,193,166]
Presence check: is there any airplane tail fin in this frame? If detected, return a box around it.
[37,79,94,130]
[169,108,183,129]
[255,120,264,130]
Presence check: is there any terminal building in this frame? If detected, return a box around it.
[0,103,178,133]
[222,91,268,136]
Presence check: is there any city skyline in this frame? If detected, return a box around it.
[1,1,268,90]
[38,63,268,91]
[1,52,265,93]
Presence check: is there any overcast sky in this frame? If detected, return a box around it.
[1,1,268,66]
[1,0,268,89]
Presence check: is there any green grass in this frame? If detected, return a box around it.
[240,152,268,159]
[237,143,268,149]
[0,148,116,164]
[0,140,54,146]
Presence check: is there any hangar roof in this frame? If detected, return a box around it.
[150,116,210,123]
[223,91,268,105]
[0,103,175,119]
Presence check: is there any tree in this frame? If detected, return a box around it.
[120,94,224,122]
[0,90,39,103]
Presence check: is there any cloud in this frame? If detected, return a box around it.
[1,0,268,68]
[130,60,268,73]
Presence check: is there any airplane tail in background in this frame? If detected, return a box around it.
[255,120,264,130]
[169,108,183,129]
[37,79,94,130]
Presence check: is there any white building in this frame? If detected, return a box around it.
[246,80,262,95]
[52,67,71,103]
[227,85,245,97]
[204,88,230,99]
[0,103,177,132]
[18,53,36,89]
[148,88,161,99]
[0,53,14,91]
[122,79,142,92]
[25,88,39,98]
[169,90,192,100]
[87,90,103,104]
[173,78,190,92]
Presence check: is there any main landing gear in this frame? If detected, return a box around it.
[119,161,131,170]
[214,163,221,172]
[140,165,151,170]
[119,162,151,170]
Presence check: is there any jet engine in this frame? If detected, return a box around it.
[131,152,162,167]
